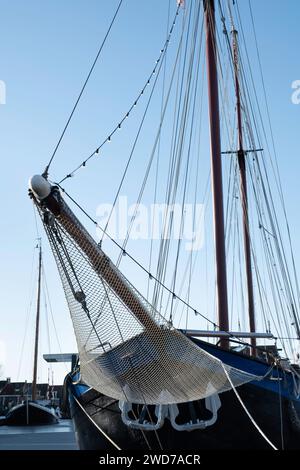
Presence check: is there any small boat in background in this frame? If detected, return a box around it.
[1,400,58,426]
[3,241,58,426]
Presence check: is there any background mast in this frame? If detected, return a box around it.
[232,28,256,353]
[32,240,42,401]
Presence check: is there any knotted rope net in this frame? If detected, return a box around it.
[36,191,261,405]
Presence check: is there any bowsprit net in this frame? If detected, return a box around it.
[35,189,261,405]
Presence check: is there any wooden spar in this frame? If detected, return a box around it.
[32,241,42,401]
[232,29,256,352]
[33,185,161,336]
[204,0,229,347]
[182,330,274,339]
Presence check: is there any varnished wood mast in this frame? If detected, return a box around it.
[204,0,229,348]
[232,28,256,352]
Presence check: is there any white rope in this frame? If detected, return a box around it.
[72,394,122,450]
[221,363,278,450]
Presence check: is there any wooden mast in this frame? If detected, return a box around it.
[204,0,229,348]
[32,241,42,401]
[232,29,256,353]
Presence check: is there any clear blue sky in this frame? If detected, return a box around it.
[0,0,299,385]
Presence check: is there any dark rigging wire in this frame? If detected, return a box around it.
[37,183,279,359]
[55,182,218,329]
[58,3,182,185]
[43,0,124,179]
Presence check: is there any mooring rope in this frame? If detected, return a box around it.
[43,0,124,178]
[221,362,278,450]
[72,394,122,450]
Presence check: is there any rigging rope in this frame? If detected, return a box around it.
[168,3,203,324]
[43,0,124,178]
[71,393,122,450]
[147,0,173,303]
[235,0,300,321]
[54,183,218,329]
[58,4,182,185]
[216,0,300,359]
[235,24,293,350]
[41,257,70,373]
[221,362,278,450]
[101,8,186,246]
[152,3,194,316]
[52,182,280,359]
[17,243,39,380]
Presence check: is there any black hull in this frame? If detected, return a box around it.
[1,401,58,426]
[68,382,300,450]
[66,338,300,450]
